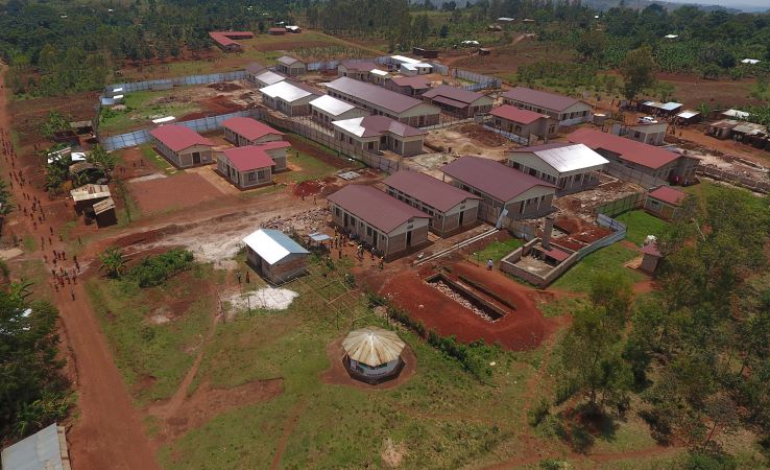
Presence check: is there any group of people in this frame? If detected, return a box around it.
[1,124,80,301]
[330,227,385,269]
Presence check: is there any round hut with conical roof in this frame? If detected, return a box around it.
[342,326,406,384]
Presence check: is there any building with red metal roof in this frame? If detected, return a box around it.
[332,116,426,157]
[383,171,480,236]
[149,125,215,168]
[422,85,494,118]
[216,142,291,190]
[489,105,558,144]
[501,87,592,127]
[327,185,430,259]
[325,77,440,128]
[440,156,557,223]
[222,117,284,146]
[208,31,254,52]
[385,75,433,97]
[568,128,699,186]
[645,186,686,220]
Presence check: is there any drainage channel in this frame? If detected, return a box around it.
[426,273,509,322]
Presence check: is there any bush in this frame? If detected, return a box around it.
[128,249,194,287]
[528,398,551,427]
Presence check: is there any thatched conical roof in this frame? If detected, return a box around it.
[342,326,406,367]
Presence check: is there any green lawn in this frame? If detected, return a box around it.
[552,244,645,293]
[138,144,176,174]
[471,238,523,265]
[85,263,220,404]
[99,89,202,135]
[615,210,669,246]
[282,150,339,183]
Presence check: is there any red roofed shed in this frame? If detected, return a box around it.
[489,105,558,143]
[222,117,284,146]
[645,186,686,220]
[150,125,215,168]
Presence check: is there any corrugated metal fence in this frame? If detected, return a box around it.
[452,69,501,91]
[106,70,249,94]
[100,108,262,151]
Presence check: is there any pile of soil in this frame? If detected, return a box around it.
[207,82,242,92]
[293,180,323,197]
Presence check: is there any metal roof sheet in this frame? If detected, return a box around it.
[648,186,686,206]
[222,146,276,172]
[150,125,214,152]
[722,109,750,119]
[310,95,357,116]
[260,81,317,102]
[383,170,480,213]
[490,105,548,124]
[242,229,309,265]
[327,185,429,233]
[333,116,425,139]
[440,156,556,203]
[568,128,682,170]
[422,85,487,105]
[277,55,301,66]
[512,143,609,174]
[254,70,286,86]
[325,77,428,114]
[342,326,406,367]
[339,60,380,72]
[70,184,111,202]
[677,110,700,119]
[1,423,68,470]
[223,117,283,141]
[502,87,582,112]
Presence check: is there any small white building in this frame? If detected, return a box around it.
[260,81,320,117]
[253,70,287,89]
[242,229,309,284]
[390,55,433,75]
[342,326,406,383]
[1,423,71,470]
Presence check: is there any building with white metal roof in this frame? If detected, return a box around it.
[253,70,287,88]
[309,95,369,128]
[1,423,71,470]
[721,109,751,120]
[508,142,608,193]
[243,229,309,283]
[260,81,320,117]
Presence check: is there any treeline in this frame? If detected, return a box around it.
[548,185,770,466]
[0,0,293,96]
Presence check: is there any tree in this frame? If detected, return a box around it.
[86,145,117,178]
[40,111,71,139]
[620,46,656,102]
[99,247,126,278]
[576,30,606,62]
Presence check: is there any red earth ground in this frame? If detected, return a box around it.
[129,171,226,214]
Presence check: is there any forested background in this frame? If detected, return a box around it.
[0,0,769,97]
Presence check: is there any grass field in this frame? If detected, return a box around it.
[99,89,202,135]
[280,150,339,184]
[551,244,645,293]
[86,263,221,404]
[615,210,669,246]
[470,237,523,266]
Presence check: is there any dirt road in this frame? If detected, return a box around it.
[0,63,162,470]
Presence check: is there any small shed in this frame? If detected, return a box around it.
[342,326,406,384]
[243,229,309,284]
[639,101,683,117]
[69,120,93,134]
[645,186,685,220]
[640,241,662,275]
[91,197,117,227]
[1,423,71,470]
[706,120,740,140]
[676,110,701,125]
[71,184,111,214]
[276,56,307,76]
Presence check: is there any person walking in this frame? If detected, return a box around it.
[487,259,494,271]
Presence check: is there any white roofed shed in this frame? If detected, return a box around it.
[242,229,309,283]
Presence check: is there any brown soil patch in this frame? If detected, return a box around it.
[8,91,98,147]
[656,72,761,110]
[208,82,243,92]
[150,378,284,442]
[293,180,322,197]
[457,123,509,147]
[367,261,560,351]
[129,172,225,214]
[320,337,417,390]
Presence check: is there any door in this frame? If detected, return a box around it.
[344,213,349,227]
[192,152,201,165]
[458,210,464,227]
[406,230,412,247]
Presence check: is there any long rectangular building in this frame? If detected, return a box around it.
[383,171,480,236]
[328,185,430,259]
[501,87,592,127]
[325,77,440,127]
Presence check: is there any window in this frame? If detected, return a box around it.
[258,170,267,179]
[367,226,373,236]
[335,207,341,217]
[247,172,257,182]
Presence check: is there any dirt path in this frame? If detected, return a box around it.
[269,399,307,470]
[0,62,161,470]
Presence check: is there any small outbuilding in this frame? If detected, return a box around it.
[149,125,215,168]
[342,326,406,384]
[385,76,433,97]
[622,122,669,146]
[640,241,662,275]
[243,229,309,284]
[639,100,683,117]
[645,186,685,220]
[253,70,287,89]
[71,184,111,214]
[489,105,557,144]
[91,197,117,228]
[245,63,268,84]
[222,117,284,146]
[337,61,382,81]
[676,110,701,125]
[276,56,307,76]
